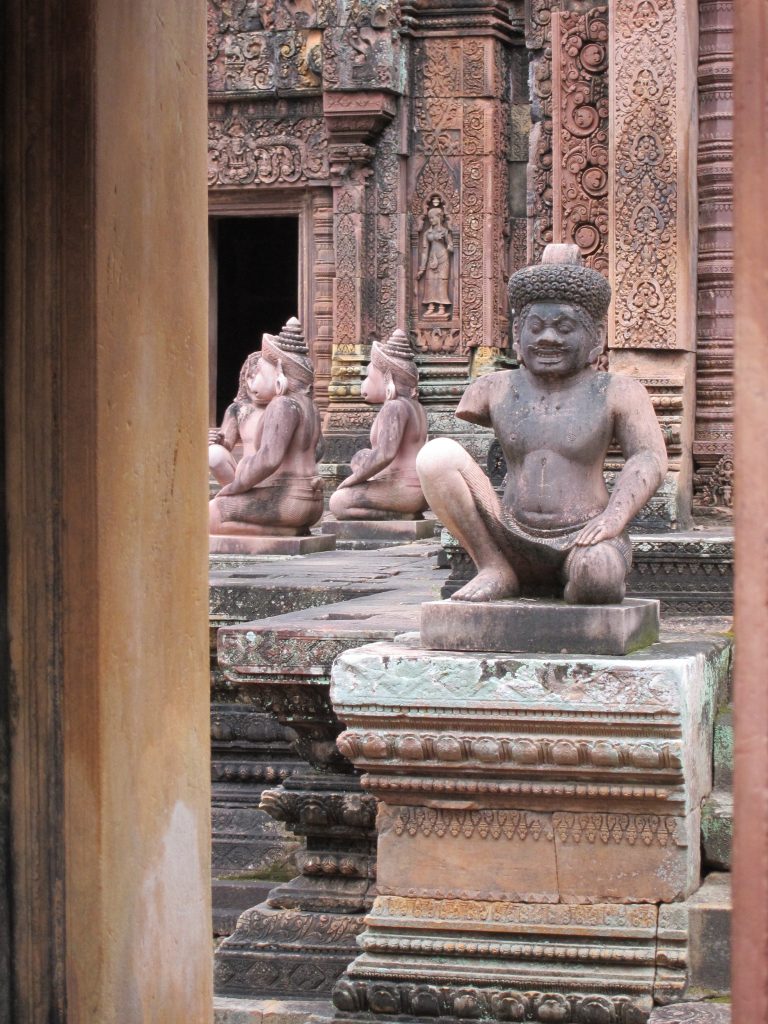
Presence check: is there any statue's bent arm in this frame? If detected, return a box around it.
[219,403,241,450]
[342,402,408,487]
[603,377,668,531]
[228,398,299,493]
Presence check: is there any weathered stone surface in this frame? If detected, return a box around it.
[649,1004,730,1022]
[210,534,336,556]
[329,630,732,1016]
[213,996,333,1024]
[213,542,446,998]
[421,597,660,656]
[214,882,276,938]
[701,789,733,870]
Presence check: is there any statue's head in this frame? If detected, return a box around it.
[256,317,314,403]
[236,351,261,404]
[363,328,419,403]
[508,244,611,379]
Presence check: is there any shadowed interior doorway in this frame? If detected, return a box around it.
[212,216,299,424]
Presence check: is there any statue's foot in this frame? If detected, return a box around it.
[452,567,520,603]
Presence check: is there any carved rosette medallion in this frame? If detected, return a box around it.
[551,7,609,275]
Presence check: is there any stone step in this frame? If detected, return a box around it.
[702,789,733,871]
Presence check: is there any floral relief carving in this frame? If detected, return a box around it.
[208,110,328,185]
[611,0,679,348]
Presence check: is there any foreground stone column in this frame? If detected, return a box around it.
[4,0,211,1019]
[732,1,768,1021]
[329,632,730,1021]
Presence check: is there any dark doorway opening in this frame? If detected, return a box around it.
[214,216,299,423]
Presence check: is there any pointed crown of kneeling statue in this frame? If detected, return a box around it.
[261,316,314,388]
[507,243,612,324]
[371,328,419,397]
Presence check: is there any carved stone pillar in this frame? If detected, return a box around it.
[693,0,734,512]
[323,90,400,464]
[311,191,335,409]
[608,0,698,528]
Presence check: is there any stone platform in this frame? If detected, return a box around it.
[210,533,336,556]
[321,518,436,549]
[439,528,733,616]
[212,542,444,999]
[329,628,732,1022]
[421,597,660,656]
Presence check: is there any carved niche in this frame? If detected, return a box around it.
[408,31,512,368]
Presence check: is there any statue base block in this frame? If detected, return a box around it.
[209,534,336,556]
[329,632,732,1022]
[321,519,435,547]
[421,597,660,656]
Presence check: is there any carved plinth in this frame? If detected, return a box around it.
[328,631,732,1022]
[215,770,377,999]
[210,534,336,556]
[214,606,388,998]
[321,519,436,549]
[421,598,659,656]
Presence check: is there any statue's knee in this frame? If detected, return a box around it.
[329,488,350,517]
[416,437,467,481]
[565,543,626,604]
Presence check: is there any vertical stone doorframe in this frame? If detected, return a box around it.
[732,2,768,1021]
[3,1,213,1022]
[208,187,335,413]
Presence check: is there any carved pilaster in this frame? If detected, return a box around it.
[608,0,698,527]
[551,6,609,276]
[311,191,335,407]
[693,0,734,512]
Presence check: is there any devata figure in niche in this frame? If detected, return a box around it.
[417,197,454,318]
[417,244,668,604]
[209,317,324,536]
[329,329,429,520]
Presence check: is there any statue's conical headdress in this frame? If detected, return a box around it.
[371,328,419,395]
[508,243,612,323]
[261,317,314,387]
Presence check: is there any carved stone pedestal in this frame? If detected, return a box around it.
[328,630,732,1023]
[214,770,377,999]
[210,534,336,556]
[321,519,436,549]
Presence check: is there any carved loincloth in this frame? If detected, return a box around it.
[471,471,632,579]
[216,475,323,530]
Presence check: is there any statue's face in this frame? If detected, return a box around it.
[428,208,442,226]
[517,301,601,379]
[248,358,279,404]
[361,363,387,404]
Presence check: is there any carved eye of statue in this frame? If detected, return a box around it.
[556,319,575,334]
[528,317,544,333]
